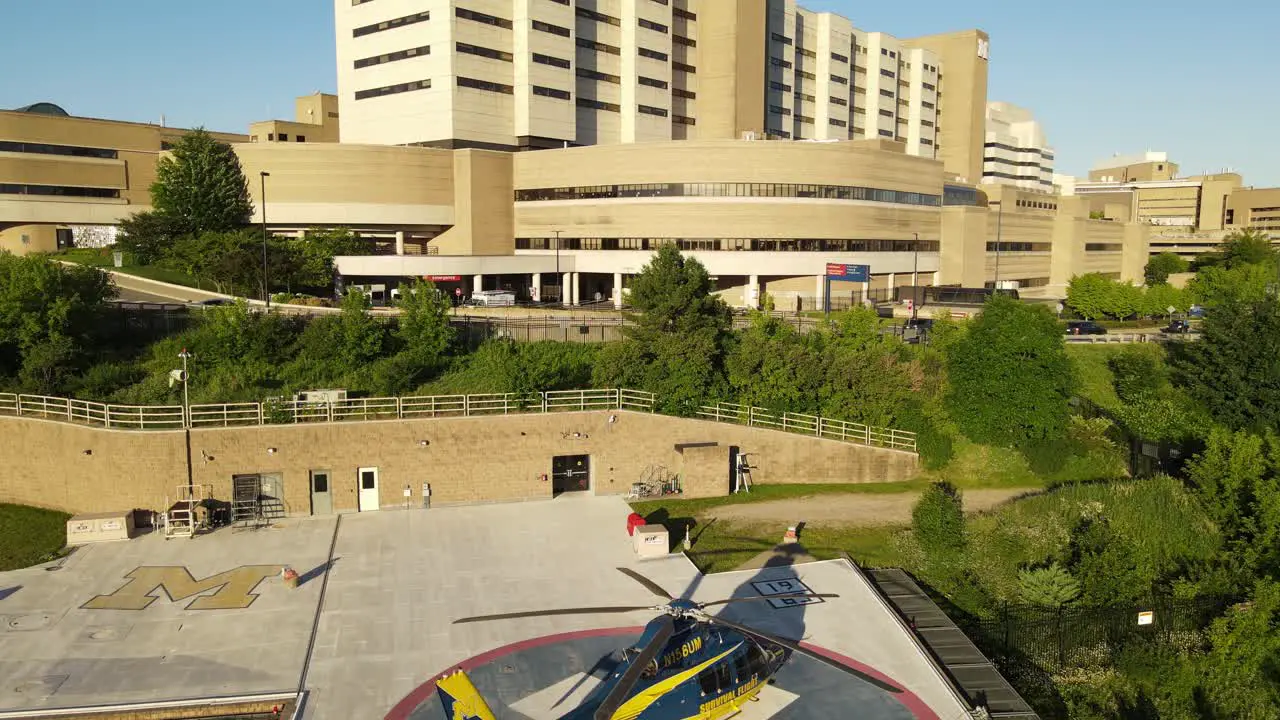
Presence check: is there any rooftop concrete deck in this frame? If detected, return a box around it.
[0,496,972,720]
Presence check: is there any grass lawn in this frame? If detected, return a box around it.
[1066,343,1168,412]
[0,503,70,571]
[52,248,205,290]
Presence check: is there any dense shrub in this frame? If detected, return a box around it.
[912,481,966,559]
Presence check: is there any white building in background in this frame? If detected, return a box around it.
[982,101,1053,192]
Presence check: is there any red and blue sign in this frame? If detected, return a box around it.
[825,263,870,282]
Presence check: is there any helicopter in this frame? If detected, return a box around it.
[435,567,904,720]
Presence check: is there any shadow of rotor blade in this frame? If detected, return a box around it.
[551,652,621,710]
[707,615,903,694]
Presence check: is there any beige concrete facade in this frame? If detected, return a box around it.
[0,103,246,255]
[0,411,918,516]
[248,93,341,144]
[1226,187,1280,237]
[903,29,990,184]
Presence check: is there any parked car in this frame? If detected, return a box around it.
[1188,305,1206,318]
[1065,320,1107,335]
[198,298,233,306]
[902,317,934,344]
[1161,319,1194,334]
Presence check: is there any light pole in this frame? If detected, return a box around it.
[260,171,271,309]
[177,348,193,492]
[553,229,562,304]
[911,232,920,321]
[993,199,1004,291]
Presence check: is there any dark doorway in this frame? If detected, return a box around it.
[552,455,590,495]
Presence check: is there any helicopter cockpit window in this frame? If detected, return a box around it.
[735,644,770,680]
[697,663,733,695]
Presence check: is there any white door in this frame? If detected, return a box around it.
[357,467,380,511]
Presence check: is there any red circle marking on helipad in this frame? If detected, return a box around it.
[383,627,939,720]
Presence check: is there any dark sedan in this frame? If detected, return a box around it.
[1065,321,1107,335]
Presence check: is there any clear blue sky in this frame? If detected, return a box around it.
[2,0,1274,185]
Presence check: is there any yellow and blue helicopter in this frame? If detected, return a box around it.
[436,567,902,720]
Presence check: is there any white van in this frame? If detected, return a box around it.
[469,290,516,307]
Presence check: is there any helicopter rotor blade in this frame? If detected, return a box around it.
[705,615,904,695]
[593,614,675,720]
[453,605,657,624]
[616,567,674,600]
[699,593,840,608]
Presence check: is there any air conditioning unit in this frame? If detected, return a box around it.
[296,389,348,405]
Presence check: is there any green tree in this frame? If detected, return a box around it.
[725,312,821,414]
[1018,563,1081,607]
[1194,581,1280,718]
[1216,229,1279,269]
[946,295,1073,446]
[116,211,186,265]
[167,230,262,295]
[1066,273,1117,320]
[290,227,366,289]
[1063,516,1146,606]
[912,481,966,559]
[395,279,454,362]
[1109,346,1168,403]
[1186,429,1267,548]
[1144,252,1190,286]
[0,254,115,392]
[815,307,923,428]
[150,129,253,235]
[1172,296,1280,431]
[593,246,731,414]
[1188,262,1276,307]
[334,288,385,368]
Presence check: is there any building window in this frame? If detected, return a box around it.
[672,88,696,99]
[922,82,935,91]
[296,135,306,142]
[532,52,571,69]
[576,97,621,112]
[769,81,791,93]
[0,140,118,160]
[456,76,513,94]
[577,68,621,84]
[456,42,512,62]
[795,115,814,124]
[878,129,893,137]
[455,7,512,29]
[794,92,815,102]
[639,47,669,61]
[638,76,669,89]
[922,100,935,109]
[267,133,274,141]
[771,32,793,45]
[796,70,815,80]
[672,61,696,73]
[352,10,429,37]
[532,85,571,100]
[829,118,847,127]
[880,69,895,78]
[673,115,696,125]
[798,48,816,59]
[514,183,942,207]
[638,18,668,33]
[831,75,847,85]
[577,38,621,55]
[830,96,847,106]
[355,78,432,100]
[770,57,792,69]
[769,105,792,116]
[673,35,696,47]
[545,0,570,4]
[638,104,669,117]
[532,19,571,37]
[879,89,894,98]
[0,184,121,199]
[921,138,933,146]
[831,52,848,63]
[575,7,620,26]
[354,44,430,69]
[673,8,696,20]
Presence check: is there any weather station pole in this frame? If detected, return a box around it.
[178,348,193,493]
[260,171,271,309]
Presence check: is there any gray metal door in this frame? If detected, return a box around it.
[310,470,333,515]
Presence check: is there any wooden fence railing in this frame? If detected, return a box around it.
[0,389,916,452]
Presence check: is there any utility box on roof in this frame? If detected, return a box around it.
[633,524,669,559]
[67,511,135,545]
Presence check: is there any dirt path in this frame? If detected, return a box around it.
[706,488,1035,527]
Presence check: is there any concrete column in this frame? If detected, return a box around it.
[932,271,940,287]
[531,272,541,303]
[473,274,483,294]
[814,275,825,311]
[570,272,580,306]
[561,272,571,305]
[395,231,406,256]
[746,274,759,309]
[613,273,623,308]
[887,273,896,291]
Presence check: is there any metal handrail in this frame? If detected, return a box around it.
[0,389,917,453]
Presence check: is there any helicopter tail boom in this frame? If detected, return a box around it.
[436,669,497,720]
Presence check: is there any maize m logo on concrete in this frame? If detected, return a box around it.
[82,565,282,610]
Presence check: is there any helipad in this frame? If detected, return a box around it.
[0,496,973,719]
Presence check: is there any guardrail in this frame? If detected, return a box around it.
[1064,333,1155,344]
[697,402,917,452]
[0,389,916,452]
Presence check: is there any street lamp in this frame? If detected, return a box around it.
[553,229,562,304]
[175,348,193,491]
[912,232,920,321]
[260,171,271,309]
